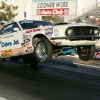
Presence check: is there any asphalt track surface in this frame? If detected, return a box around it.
[0,56,100,100]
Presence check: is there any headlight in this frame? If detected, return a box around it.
[94,29,99,35]
[54,29,59,36]
[67,28,73,36]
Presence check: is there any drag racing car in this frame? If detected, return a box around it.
[0,20,100,70]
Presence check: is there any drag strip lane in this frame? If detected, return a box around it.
[1,60,100,96]
[2,57,100,85]
[52,56,100,69]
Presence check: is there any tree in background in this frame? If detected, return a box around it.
[0,0,18,22]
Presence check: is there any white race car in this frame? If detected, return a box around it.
[0,20,100,69]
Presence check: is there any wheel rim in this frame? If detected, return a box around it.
[78,47,89,56]
[36,42,47,59]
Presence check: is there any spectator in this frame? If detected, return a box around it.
[81,19,86,23]
[98,11,100,17]
[97,18,100,26]
[99,14,100,18]
[89,14,94,22]
[70,19,76,24]
[85,14,89,19]
[85,14,90,24]
[76,18,81,23]
[92,18,98,25]
[0,22,5,29]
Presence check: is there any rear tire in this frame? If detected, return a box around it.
[29,55,38,70]
[77,45,95,61]
[22,55,38,70]
[33,37,53,63]
[0,58,2,67]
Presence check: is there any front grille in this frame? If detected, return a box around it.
[74,27,94,36]
[66,27,98,36]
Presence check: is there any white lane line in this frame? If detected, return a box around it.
[65,55,100,69]
[53,58,100,69]
[73,62,100,69]
[0,97,7,100]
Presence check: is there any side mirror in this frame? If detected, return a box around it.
[13,27,20,32]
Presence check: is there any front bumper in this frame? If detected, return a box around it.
[50,36,100,40]
[50,36,100,46]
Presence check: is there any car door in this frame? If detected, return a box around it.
[0,22,24,57]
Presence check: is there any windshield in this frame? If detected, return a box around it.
[19,20,54,30]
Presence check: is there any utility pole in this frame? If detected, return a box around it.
[96,0,97,7]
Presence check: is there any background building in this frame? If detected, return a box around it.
[0,0,99,22]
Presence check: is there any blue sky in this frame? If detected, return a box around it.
[33,0,74,2]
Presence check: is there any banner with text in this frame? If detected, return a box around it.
[36,1,69,16]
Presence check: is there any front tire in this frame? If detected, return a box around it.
[33,37,53,63]
[77,45,96,61]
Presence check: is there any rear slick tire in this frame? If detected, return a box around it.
[0,57,2,67]
[33,37,53,64]
[23,55,39,70]
[29,55,38,70]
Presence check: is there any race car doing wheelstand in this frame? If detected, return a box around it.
[0,20,100,70]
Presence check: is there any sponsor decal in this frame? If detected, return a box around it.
[27,46,32,49]
[23,35,28,38]
[45,28,53,36]
[0,47,34,57]
[20,21,33,24]
[56,42,62,45]
[27,46,33,52]
[1,39,19,47]
[21,43,26,47]
[17,48,24,55]
[52,41,62,45]
[0,46,34,57]
[1,48,24,57]
[21,42,30,47]
[37,8,69,16]
[22,34,31,46]
[13,39,19,45]
[23,38,30,43]
[1,49,12,57]
[1,41,12,47]
[37,1,68,8]
[26,28,41,33]
[4,35,13,38]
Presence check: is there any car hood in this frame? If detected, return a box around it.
[54,23,99,28]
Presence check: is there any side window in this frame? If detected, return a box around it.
[3,22,20,35]
[3,24,13,34]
